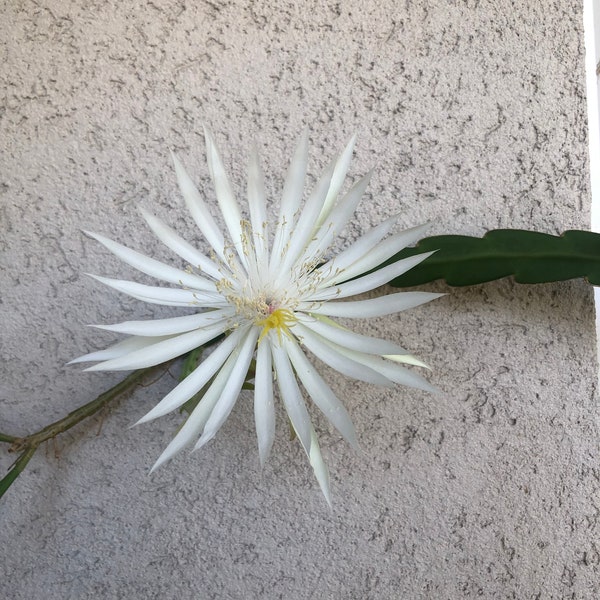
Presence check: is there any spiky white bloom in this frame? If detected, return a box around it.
[73,130,442,504]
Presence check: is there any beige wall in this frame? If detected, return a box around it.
[2,1,598,597]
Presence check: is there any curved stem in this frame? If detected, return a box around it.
[0,446,37,499]
[1,362,172,500]
[0,433,19,444]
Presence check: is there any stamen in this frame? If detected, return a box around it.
[257,308,296,343]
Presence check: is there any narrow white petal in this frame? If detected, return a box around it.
[308,428,332,507]
[84,231,217,292]
[193,327,259,449]
[385,354,431,369]
[91,309,234,337]
[88,274,226,307]
[298,172,371,268]
[326,223,431,285]
[330,344,438,394]
[314,214,401,284]
[247,146,269,272]
[270,130,309,274]
[284,335,358,449]
[137,327,246,424]
[315,133,356,228]
[254,338,275,465]
[150,336,245,471]
[170,151,226,259]
[69,335,170,364]
[203,128,247,269]
[291,322,392,386]
[300,292,444,318]
[307,252,436,301]
[85,319,232,371]
[275,155,337,282]
[270,336,313,452]
[139,208,224,280]
[298,314,407,356]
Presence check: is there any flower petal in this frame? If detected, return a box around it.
[69,335,171,364]
[315,134,356,228]
[307,428,332,507]
[385,353,430,369]
[247,145,269,274]
[284,335,358,449]
[193,327,259,449]
[139,208,224,280]
[306,251,436,301]
[298,314,407,356]
[150,333,246,471]
[204,128,248,269]
[87,274,226,307]
[328,344,439,394]
[84,231,217,292]
[274,161,336,283]
[270,130,309,275]
[91,308,235,337]
[314,214,402,284]
[325,223,431,285]
[254,338,275,465]
[270,337,312,453]
[291,322,392,386]
[298,172,371,268]
[136,327,246,424]
[300,291,444,318]
[170,151,226,259]
[84,319,232,371]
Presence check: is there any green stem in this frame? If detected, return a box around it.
[0,433,18,444]
[0,446,37,499]
[0,363,171,500]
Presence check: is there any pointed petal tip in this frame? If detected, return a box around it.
[138,205,150,217]
[192,431,214,452]
[149,447,177,474]
[131,411,156,427]
[202,125,215,146]
[169,149,181,167]
[347,435,361,453]
[426,384,444,396]
[384,354,432,370]
[84,273,110,286]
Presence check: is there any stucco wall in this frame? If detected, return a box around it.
[1,1,599,598]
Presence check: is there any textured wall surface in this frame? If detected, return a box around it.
[1,1,599,598]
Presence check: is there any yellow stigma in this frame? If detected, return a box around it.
[257,308,295,343]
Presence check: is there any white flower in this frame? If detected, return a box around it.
[73,129,442,504]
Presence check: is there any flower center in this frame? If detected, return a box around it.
[257,307,295,343]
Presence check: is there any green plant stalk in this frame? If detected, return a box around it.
[0,446,37,499]
[0,364,168,500]
[0,433,18,444]
[386,229,600,287]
